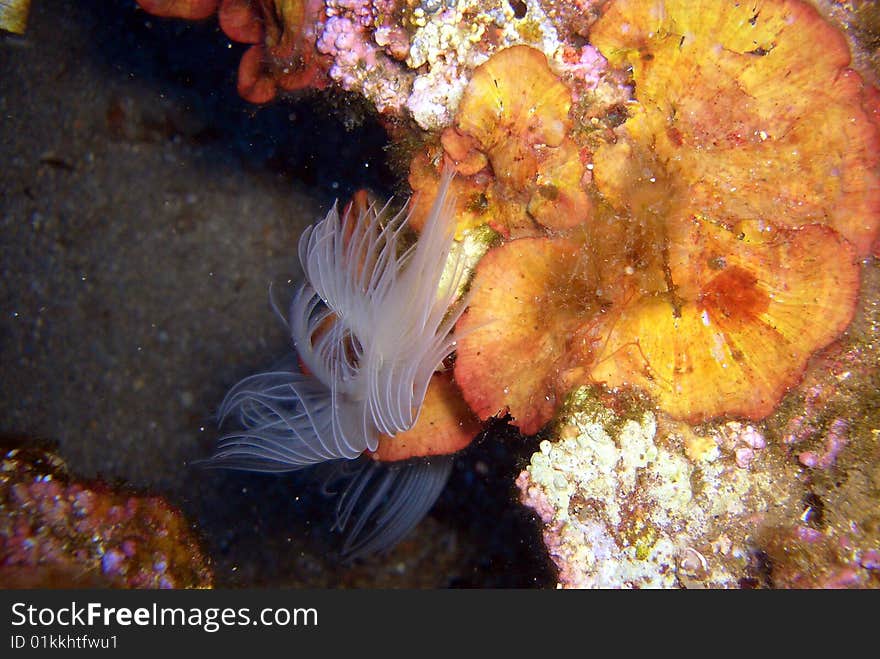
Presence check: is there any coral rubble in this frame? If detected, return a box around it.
[517,384,880,588]
[0,445,212,588]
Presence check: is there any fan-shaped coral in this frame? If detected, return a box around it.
[454,0,879,431]
[570,221,859,422]
[455,236,598,435]
[218,0,263,43]
[590,0,880,256]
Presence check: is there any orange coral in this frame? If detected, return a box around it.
[137,0,329,104]
[456,46,570,185]
[453,0,878,431]
[409,46,591,238]
[218,0,262,43]
[407,150,495,238]
[455,237,599,434]
[225,0,330,103]
[137,0,219,19]
[590,0,880,256]
[567,221,859,422]
[237,45,278,104]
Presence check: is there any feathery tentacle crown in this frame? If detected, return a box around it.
[211,166,467,471]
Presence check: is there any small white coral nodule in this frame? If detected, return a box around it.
[211,166,467,472]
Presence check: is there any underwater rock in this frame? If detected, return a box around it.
[515,388,795,588]
[0,445,212,588]
[517,357,880,589]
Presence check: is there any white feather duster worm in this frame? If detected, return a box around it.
[211,166,468,471]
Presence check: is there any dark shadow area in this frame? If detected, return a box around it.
[77,0,396,202]
[436,422,559,587]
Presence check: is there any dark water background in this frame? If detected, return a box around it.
[0,0,555,586]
